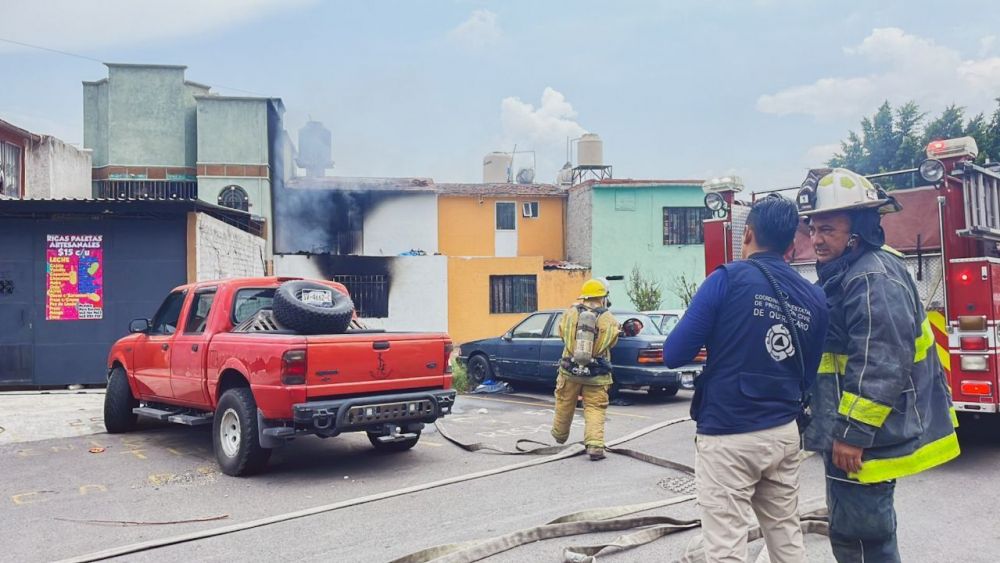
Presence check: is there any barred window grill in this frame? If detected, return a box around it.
[490,275,537,314]
[1,142,22,198]
[218,185,249,211]
[663,207,713,245]
[93,180,198,201]
[332,274,389,318]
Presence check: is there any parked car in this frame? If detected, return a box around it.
[644,309,706,385]
[104,277,456,476]
[458,309,691,398]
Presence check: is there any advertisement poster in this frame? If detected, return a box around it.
[46,234,104,321]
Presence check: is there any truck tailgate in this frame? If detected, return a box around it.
[304,333,449,398]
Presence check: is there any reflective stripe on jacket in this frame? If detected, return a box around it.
[558,304,619,385]
[803,248,960,483]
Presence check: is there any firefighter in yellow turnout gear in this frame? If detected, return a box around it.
[550,279,620,460]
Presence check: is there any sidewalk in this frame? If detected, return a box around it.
[0,390,106,445]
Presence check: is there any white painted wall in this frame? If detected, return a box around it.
[25,136,93,199]
[363,193,438,256]
[272,254,448,333]
[195,213,266,281]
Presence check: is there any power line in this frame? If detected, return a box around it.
[0,36,104,63]
[0,35,273,98]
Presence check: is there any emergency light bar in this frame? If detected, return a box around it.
[702,176,744,194]
[926,136,979,160]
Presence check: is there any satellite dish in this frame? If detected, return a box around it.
[516,168,535,184]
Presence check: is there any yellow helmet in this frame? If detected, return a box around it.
[579,279,609,299]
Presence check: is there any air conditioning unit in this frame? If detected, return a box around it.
[522,202,539,218]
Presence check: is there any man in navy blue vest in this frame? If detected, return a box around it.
[665,195,828,563]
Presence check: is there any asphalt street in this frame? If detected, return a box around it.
[2,387,999,562]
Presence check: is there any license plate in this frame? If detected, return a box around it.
[301,289,333,307]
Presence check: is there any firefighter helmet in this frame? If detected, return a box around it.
[797,168,901,217]
[579,279,609,299]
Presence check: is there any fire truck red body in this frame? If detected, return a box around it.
[702,138,1000,416]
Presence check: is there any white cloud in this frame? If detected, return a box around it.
[448,9,502,49]
[0,0,314,53]
[757,28,1000,119]
[500,87,587,181]
[804,143,841,165]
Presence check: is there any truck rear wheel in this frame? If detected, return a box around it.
[273,280,355,335]
[213,388,272,476]
[367,430,421,452]
[104,367,138,433]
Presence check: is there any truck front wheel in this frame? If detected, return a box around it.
[213,388,272,476]
[104,367,138,433]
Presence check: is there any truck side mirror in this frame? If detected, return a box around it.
[129,318,151,333]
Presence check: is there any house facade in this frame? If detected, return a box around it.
[568,179,707,310]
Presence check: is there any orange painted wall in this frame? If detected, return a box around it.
[447,256,589,344]
[438,196,565,261]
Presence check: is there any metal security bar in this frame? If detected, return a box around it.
[663,207,713,245]
[1,141,22,198]
[490,275,537,314]
[959,163,1000,241]
[332,274,388,318]
[93,180,198,201]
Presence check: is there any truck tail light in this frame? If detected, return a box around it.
[281,349,307,385]
[960,336,988,351]
[444,341,454,374]
[960,355,989,372]
[638,348,663,364]
[694,347,708,363]
[960,380,993,396]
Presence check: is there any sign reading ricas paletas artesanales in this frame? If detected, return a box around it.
[45,234,104,321]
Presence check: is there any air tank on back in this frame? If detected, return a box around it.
[577,133,603,166]
[483,152,513,183]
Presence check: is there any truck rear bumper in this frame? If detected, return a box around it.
[292,389,456,435]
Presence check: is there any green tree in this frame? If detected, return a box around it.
[625,265,663,311]
[828,101,926,184]
[669,272,699,308]
[986,98,1000,163]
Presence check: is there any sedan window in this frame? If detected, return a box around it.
[511,314,551,338]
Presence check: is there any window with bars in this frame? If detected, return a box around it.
[331,274,389,318]
[489,275,537,314]
[663,207,712,245]
[1,142,23,198]
[218,185,250,211]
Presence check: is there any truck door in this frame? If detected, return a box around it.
[169,288,216,407]
[132,290,186,400]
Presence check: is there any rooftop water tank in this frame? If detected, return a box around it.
[577,133,603,167]
[483,152,513,183]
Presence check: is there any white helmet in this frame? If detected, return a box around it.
[797,168,901,217]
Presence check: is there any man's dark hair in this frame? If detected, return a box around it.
[746,194,800,252]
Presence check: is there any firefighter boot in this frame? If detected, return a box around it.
[587,446,606,461]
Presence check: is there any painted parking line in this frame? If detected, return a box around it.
[462,395,653,420]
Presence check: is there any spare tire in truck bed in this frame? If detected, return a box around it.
[273,280,355,334]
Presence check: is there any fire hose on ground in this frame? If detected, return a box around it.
[58,416,828,563]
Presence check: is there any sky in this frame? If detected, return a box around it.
[2,0,1000,191]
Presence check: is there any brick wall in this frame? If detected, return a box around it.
[190,212,266,282]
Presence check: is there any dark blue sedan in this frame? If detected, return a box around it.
[458,309,694,398]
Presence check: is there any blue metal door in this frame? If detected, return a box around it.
[0,222,34,384]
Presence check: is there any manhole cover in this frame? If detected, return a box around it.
[658,476,696,494]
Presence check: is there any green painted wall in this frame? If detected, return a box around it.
[590,184,706,311]
[195,98,269,164]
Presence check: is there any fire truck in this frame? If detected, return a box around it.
[701,136,1000,417]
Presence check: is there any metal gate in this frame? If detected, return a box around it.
[0,215,187,386]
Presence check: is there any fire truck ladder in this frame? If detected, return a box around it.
[956,162,1000,241]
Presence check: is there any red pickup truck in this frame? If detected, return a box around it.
[103,277,455,476]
